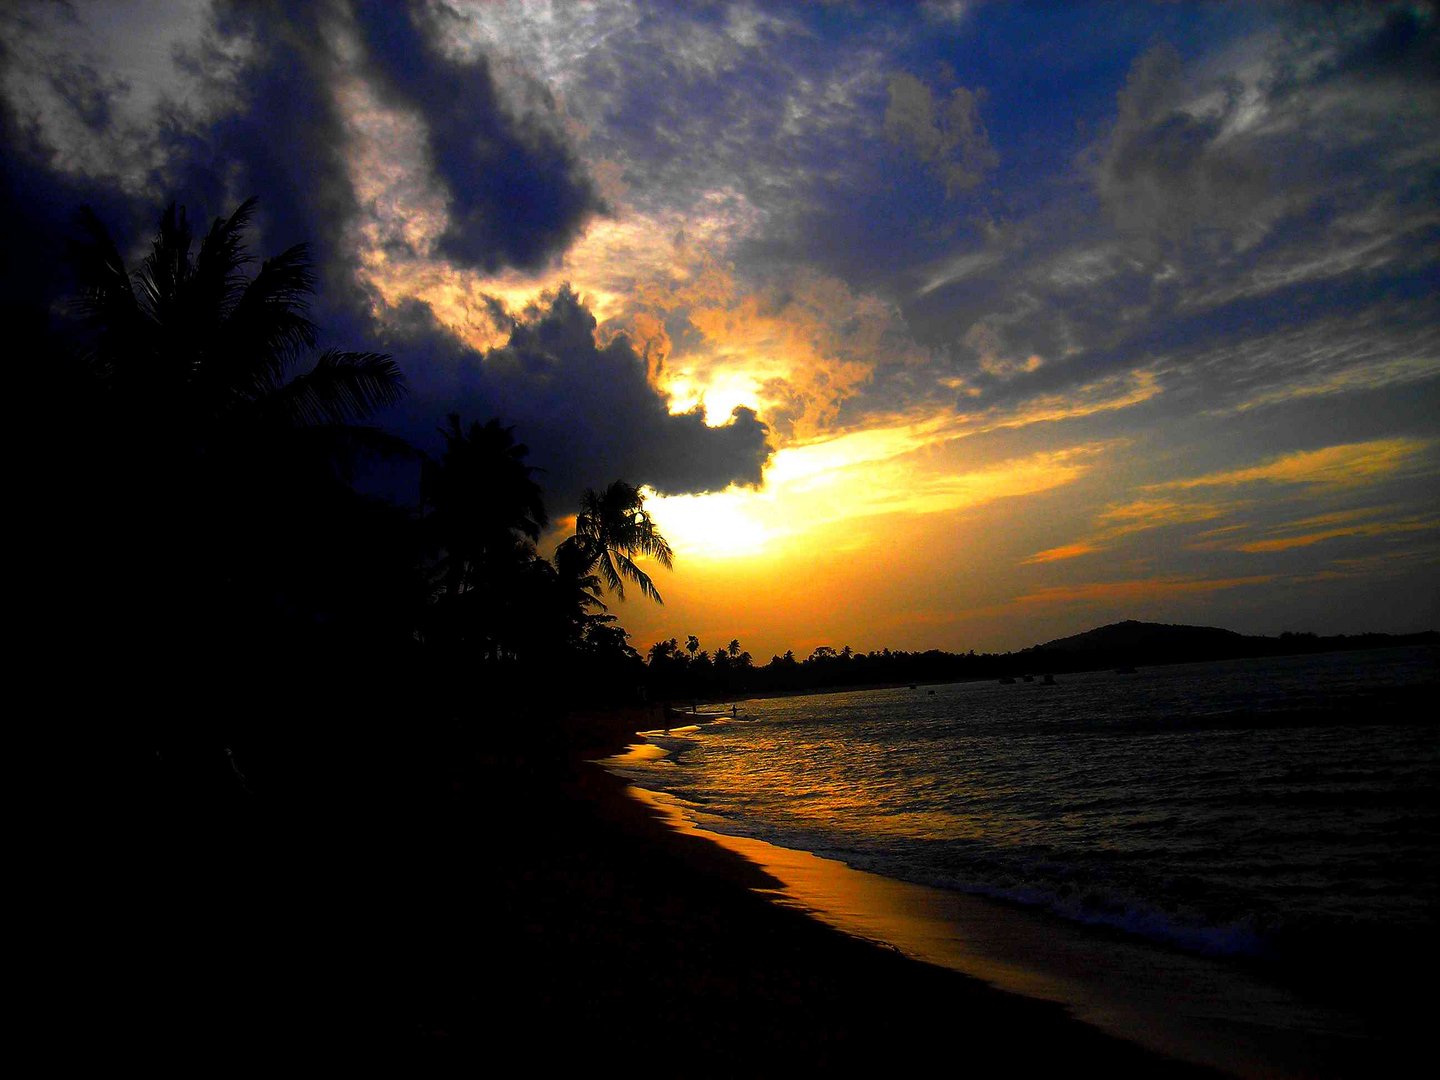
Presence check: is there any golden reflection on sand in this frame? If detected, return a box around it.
[625,785,1369,1079]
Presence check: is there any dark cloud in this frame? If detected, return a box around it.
[915,13,1439,424]
[0,66,139,318]
[1285,3,1440,91]
[166,4,361,301]
[350,0,605,273]
[46,61,121,133]
[1095,43,1271,247]
[884,72,997,198]
[381,287,772,511]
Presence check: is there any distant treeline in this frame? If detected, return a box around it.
[642,625,1440,702]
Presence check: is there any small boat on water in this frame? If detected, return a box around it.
[999,676,1016,685]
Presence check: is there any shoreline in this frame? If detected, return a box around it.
[95,698,1415,1074]
[616,779,1393,1078]
[663,638,1437,707]
[518,757,1210,1075]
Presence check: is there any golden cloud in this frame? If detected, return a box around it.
[1149,438,1434,491]
[1021,495,1234,564]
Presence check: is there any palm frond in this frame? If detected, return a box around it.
[599,549,624,597]
[69,206,137,335]
[265,349,406,427]
[614,551,664,604]
[136,201,194,320]
[222,244,318,391]
[194,196,257,321]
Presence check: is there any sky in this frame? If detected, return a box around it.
[4,0,1438,658]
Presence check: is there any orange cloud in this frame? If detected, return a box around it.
[679,270,927,437]
[1097,498,1223,528]
[1148,438,1433,491]
[1234,514,1436,553]
[1022,496,1234,564]
[1022,542,1101,564]
[964,369,1162,433]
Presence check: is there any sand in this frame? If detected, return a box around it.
[73,710,1217,1071]
[388,750,1215,1074]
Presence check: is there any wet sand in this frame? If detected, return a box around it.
[625,785,1389,1078]
[83,708,1375,1074]
[386,753,1215,1074]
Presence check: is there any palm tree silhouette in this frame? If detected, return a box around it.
[422,414,548,600]
[62,197,412,787]
[551,536,609,641]
[66,196,411,633]
[71,197,404,435]
[570,480,674,604]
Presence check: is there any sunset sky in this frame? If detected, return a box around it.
[5,1,1437,657]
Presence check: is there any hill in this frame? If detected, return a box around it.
[1015,620,1436,673]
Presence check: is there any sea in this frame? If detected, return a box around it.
[605,645,1437,1075]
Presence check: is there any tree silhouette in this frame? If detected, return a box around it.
[422,414,547,600]
[551,535,609,645]
[58,197,417,802]
[570,480,674,604]
[419,415,552,670]
[71,197,404,435]
[65,197,411,625]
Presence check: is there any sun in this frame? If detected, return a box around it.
[640,486,780,561]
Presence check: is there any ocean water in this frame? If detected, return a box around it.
[609,647,1438,992]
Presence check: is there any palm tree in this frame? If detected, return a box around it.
[551,529,609,646]
[61,197,412,781]
[71,197,405,436]
[65,197,410,624]
[422,415,547,600]
[570,480,674,604]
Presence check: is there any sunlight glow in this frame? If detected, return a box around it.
[641,485,779,560]
[641,418,1112,566]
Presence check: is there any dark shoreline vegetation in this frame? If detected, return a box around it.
[33,198,1421,1067]
[645,622,1440,704]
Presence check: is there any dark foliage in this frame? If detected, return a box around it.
[643,623,1440,702]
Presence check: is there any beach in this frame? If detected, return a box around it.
[96,708,1207,1071]
[402,745,1212,1074]
[86,698,1415,1075]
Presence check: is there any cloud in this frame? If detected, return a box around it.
[381,284,773,510]
[1022,542,1101,565]
[1200,506,1440,554]
[1022,497,1232,564]
[884,72,997,197]
[1233,516,1435,554]
[644,433,1108,568]
[0,0,250,195]
[678,268,926,439]
[350,0,605,273]
[1148,437,1433,491]
[1095,42,1274,247]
